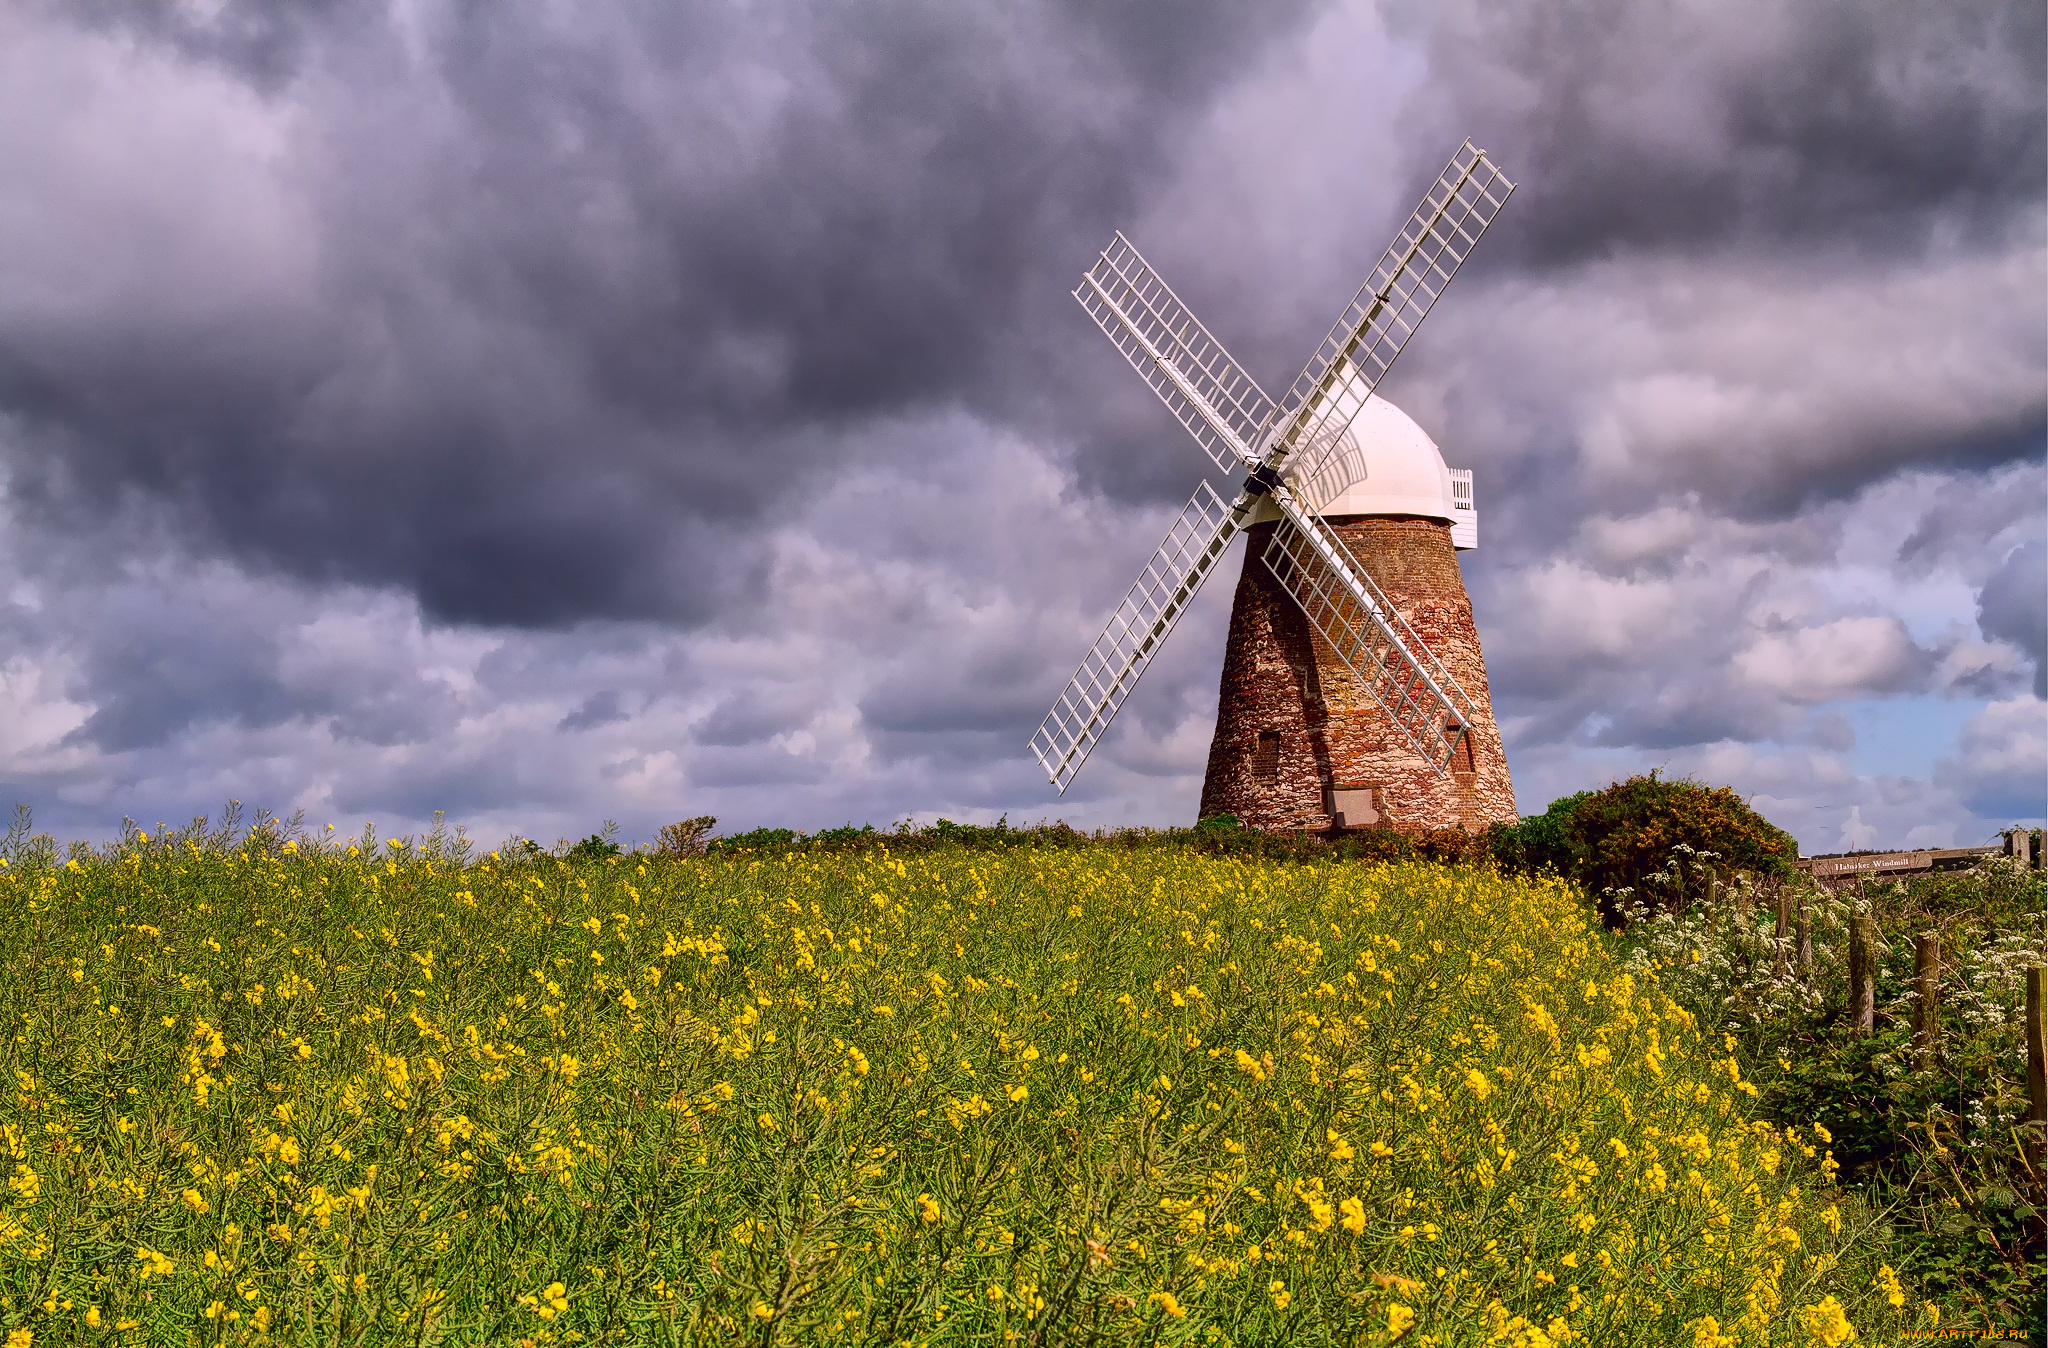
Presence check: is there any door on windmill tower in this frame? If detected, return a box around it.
[1327,784,1384,830]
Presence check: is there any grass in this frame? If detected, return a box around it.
[0,820,1938,1345]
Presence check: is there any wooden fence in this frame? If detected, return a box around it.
[1779,831,2047,1166]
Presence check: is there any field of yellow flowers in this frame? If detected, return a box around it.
[1,828,1931,1345]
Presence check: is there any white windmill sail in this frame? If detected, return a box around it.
[1033,141,1513,793]
[1074,233,1277,472]
[1264,141,1513,484]
[1029,481,1242,792]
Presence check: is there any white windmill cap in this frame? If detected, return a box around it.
[1249,387,1460,525]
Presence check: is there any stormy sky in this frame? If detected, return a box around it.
[2,0,2042,850]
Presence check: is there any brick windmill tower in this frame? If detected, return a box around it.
[1029,142,1519,833]
[1199,394,1514,832]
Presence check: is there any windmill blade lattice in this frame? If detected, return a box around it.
[1260,502,1477,770]
[1075,233,1277,472]
[1030,481,1243,792]
[1267,142,1512,486]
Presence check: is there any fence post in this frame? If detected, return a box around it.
[1795,892,1813,978]
[1912,932,1940,1070]
[1774,886,1792,976]
[1847,912,1875,1035]
[2027,966,2046,1171]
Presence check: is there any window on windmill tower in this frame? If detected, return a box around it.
[1447,724,1476,775]
[1252,731,1281,780]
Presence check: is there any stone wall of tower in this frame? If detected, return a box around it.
[1198,516,1516,833]
[1194,522,1333,832]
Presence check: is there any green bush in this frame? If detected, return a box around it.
[707,826,800,853]
[1484,791,1588,877]
[811,823,880,844]
[1492,773,1796,918]
[565,833,622,862]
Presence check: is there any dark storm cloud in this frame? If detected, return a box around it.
[64,589,299,752]
[0,0,1311,628]
[693,688,818,749]
[558,690,629,732]
[73,0,356,90]
[1364,0,2046,543]
[6,0,2036,627]
[1898,471,2048,568]
[1393,0,2045,266]
[1978,539,2047,698]
[0,0,2040,848]
[36,570,462,753]
[861,681,1045,743]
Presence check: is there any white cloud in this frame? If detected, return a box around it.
[1734,617,1925,703]
[1400,240,2046,526]
[1937,697,2048,823]
[0,11,312,326]
[1837,806,1879,852]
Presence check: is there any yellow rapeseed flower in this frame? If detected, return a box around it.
[520,1282,570,1320]
[1794,1295,1855,1346]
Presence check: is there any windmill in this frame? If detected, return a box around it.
[1030,141,1518,832]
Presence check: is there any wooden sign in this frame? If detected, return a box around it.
[1798,845,1999,879]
